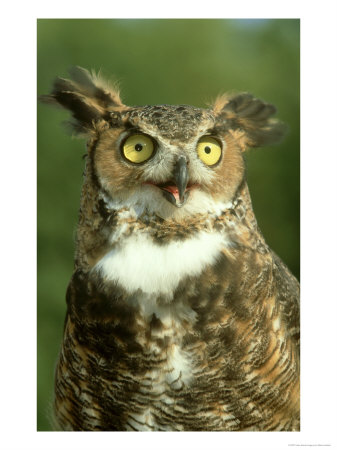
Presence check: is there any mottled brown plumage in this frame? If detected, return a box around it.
[42,66,299,431]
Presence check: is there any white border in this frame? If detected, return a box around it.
[1,1,337,449]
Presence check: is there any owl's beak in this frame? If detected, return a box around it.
[174,156,189,203]
[159,156,190,208]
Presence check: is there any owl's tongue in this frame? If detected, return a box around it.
[162,185,180,201]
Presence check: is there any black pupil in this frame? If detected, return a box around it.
[135,143,143,152]
[204,146,211,154]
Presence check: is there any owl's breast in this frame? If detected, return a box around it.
[92,230,232,298]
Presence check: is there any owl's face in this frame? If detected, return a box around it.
[42,66,285,220]
[94,105,245,219]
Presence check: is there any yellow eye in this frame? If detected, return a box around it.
[122,134,155,164]
[197,136,222,166]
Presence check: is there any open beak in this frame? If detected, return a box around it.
[159,156,190,208]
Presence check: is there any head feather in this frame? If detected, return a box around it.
[212,92,287,149]
[39,66,126,134]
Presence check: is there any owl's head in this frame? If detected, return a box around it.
[41,67,286,220]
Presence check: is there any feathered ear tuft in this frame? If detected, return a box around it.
[213,93,287,149]
[39,66,126,134]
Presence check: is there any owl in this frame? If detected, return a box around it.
[41,66,300,431]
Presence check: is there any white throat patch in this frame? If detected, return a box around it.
[93,231,229,297]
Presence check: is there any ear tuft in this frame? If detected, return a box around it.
[39,66,126,134]
[213,93,287,149]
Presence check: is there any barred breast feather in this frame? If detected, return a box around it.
[54,183,299,431]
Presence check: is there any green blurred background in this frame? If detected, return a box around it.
[37,19,300,431]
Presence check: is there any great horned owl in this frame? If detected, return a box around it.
[41,66,300,431]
